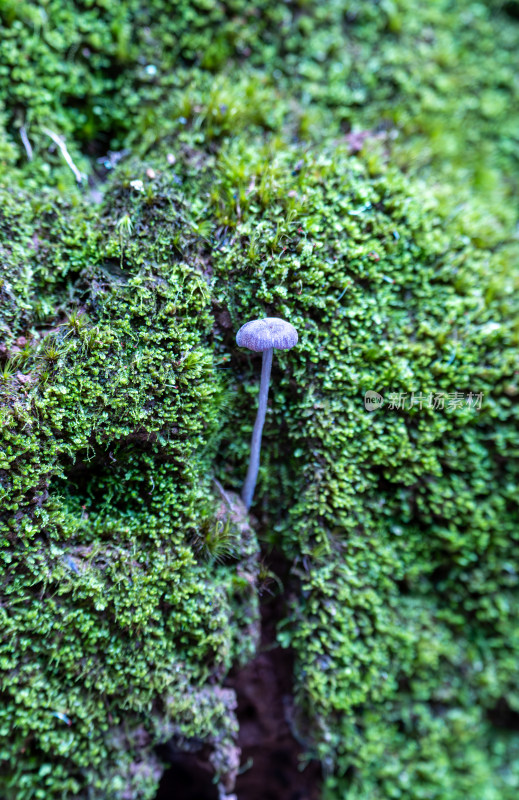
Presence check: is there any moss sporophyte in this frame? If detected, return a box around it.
[236,317,298,509]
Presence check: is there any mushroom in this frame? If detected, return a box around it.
[236,317,298,509]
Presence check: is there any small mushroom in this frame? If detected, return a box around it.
[236,317,298,509]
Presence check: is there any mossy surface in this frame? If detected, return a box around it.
[1,1,519,799]
[0,180,259,798]
[1,0,519,221]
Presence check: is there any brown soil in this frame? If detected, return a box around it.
[230,638,321,800]
[228,551,321,800]
[155,551,322,800]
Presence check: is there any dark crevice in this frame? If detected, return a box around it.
[502,1,519,21]
[154,749,218,800]
[488,698,519,731]
[227,550,322,800]
[151,549,322,800]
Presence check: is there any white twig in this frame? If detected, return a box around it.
[42,127,85,183]
[20,126,33,161]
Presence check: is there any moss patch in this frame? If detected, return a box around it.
[1,1,519,798]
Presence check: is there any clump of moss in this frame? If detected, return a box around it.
[1,1,519,798]
[210,138,519,798]
[3,116,517,796]
[0,179,259,799]
[96,129,518,798]
[2,0,519,228]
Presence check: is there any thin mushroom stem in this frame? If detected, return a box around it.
[241,347,273,509]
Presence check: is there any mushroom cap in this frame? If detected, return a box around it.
[236,317,298,352]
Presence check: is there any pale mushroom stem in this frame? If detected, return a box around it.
[241,347,273,509]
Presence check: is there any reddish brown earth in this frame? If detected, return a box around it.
[156,554,322,800]
[230,639,321,800]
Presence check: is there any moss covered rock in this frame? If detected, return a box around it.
[1,121,518,797]
[1,1,519,799]
[2,0,519,222]
[0,177,260,798]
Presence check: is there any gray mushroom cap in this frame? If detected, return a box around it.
[236,317,298,352]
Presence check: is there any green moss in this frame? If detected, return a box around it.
[103,132,519,797]
[1,1,519,798]
[205,135,519,798]
[0,180,259,798]
[3,119,517,795]
[1,0,519,222]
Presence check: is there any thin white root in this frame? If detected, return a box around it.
[42,127,86,183]
[20,126,33,161]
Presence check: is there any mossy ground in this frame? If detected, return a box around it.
[1,1,519,799]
